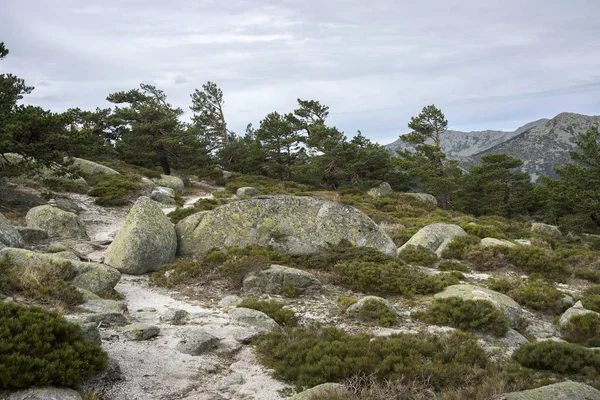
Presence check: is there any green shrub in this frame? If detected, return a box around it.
[0,255,83,310]
[412,297,509,337]
[331,261,457,297]
[574,269,600,283]
[562,313,600,347]
[354,299,398,327]
[148,258,213,288]
[41,177,88,194]
[488,277,516,294]
[509,281,566,314]
[582,295,600,313]
[441,235,481,259]
[397,245,439,267]
[0,302,108,390]
[87,174,141,206]
[461,224,506,239]
[437,261,470,272]
[167,207,201,224]
[237,299,297,327]
[256,326,490,392]
[512,340,600,375]
[463,246,511,271]
[505,246,569,281]
[293,241,397,271]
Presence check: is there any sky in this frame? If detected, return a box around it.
[2,0,600,144]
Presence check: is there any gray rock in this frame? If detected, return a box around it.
[243,265,322,296]
[0,213,24,248]
[122,323,160,341]
[26,205,88,239]
[480,237,516,248]
[78,299,129,326]
[236,187,260,198]
[559,301,600,327]
[7,387,82,400]
[176,330,219,355]
[0,188,46,210]
[218,373,245,391]
[15,226,48,242]
[222,170,233,179]
[218,295,243,308]
[367,182,392,198]
[231,326,260,343]
[500,329,529,348]
[150,186,176,204]
[495,381,600,400]
[54,198,84,214]
[514,239,531,246]
[287,383,350,400]
[71,243,96,257]
[154,174,185,194]
[531,222,562,237]
[177,195,397,257]
[160,308,190,325]
[104,196,177,275]
[402,192,438,206]
[228,307,280,333]
[435,284,524,328]
[346,296,397,323]
[398,223,467,257]
[70,157,120,175]
[51,251,80,261]
[0,248,120,297]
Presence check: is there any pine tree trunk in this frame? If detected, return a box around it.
[440,187,448,210]
[159,153,171,175]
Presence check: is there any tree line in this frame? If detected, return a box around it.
[1,42,599,233]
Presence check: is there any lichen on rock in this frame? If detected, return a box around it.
[26,205,89,240]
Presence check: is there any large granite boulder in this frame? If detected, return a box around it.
[104,197,177,275]
[495,381,600,400]
[7,387,82,400]
[150,186,176,205]
[435,284,523,328]
[559,301,600,327]
[398,223,467,257]
[0,248,121,297]
[70,157,120,175]
[154,174,184,194]
[0,213,24,248]
[480,237,516,248]
[243,264,322,296]
[531,222,562,237]
[0,188,46,210]
[15,226,48,242]
[402,193,438,206]
[367,182,392,198]
[25,205,88,240]
[176,195,397,257]
[229,307,280,333]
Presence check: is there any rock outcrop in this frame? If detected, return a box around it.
[104,197,177,275]
[346,296,397,323]
[150,186,176,205]
[495,381,600,400]
[71,157,120,175]
[25,205,89,240]
[402,192,438,206]
[177,195,397,257]
[367,182,392,198]
[243,265,322,296]
[480,237,516,248]
[0,213,24,248]
[398,223,467,256]
[176,330,219,355]
[15,226,48,242]
[531,222,562,237]
[236,187,260,198]
[559,301,600,327]
[154,175,184,194]
[435,284,523,328]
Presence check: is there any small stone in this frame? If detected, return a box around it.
[160,308,190,325]
[218,295,243,308]
[176,330,219,355]
[218,373,245,391]
[236,187,260,198]
[7,387,82,400]
[231,326,260,344]
[122,324,160,341]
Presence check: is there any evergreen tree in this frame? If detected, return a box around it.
[396,105,459,209]
[456,154,533,219]
[190,81,231,151]
[218,124,266,175]
[255,112,303,180]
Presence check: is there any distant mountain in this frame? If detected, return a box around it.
[471,112,600,181]
[385,119,549,157]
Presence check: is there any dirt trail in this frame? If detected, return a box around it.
[73,190,290,400]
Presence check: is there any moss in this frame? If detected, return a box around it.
[412,297,509,337]
[255,326,491,392]
[0,302,108,390]
[397,245,439,267]
[237,298,297,327]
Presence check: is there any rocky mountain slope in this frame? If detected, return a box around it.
[385,119,548,156]
[471,112,600,181]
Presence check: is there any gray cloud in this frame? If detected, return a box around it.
[2,0,599,143]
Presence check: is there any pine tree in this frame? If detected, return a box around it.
[190,81,231,152]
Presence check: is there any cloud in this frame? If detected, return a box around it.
[1,0,599,144]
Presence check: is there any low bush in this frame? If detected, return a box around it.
[331,261,458,297]
[293,241,397,271]
[87,174,141,206]
[0,302,108,390]
[512,340,600,376]
[509,281,566,314]
[441,235,481,259]
[41,177,88,194]
[0,255,83,310]
[412,297,509,337]
[167,207,201,224]
[488,277,516,294]
[237,298,297,327]
[461,224,506,239]
[582,295,600,313]
[573,269,600,283]
[562,313,600,347]
[463,246,511,271]
[354,299,398,327]
[437,261,470,272]
[256,326,490,392]
[397,245,438,267]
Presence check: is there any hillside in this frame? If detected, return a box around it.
[472,112,600,181]
[385,119,548,156]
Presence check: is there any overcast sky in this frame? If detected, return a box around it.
[2,0,600,144]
